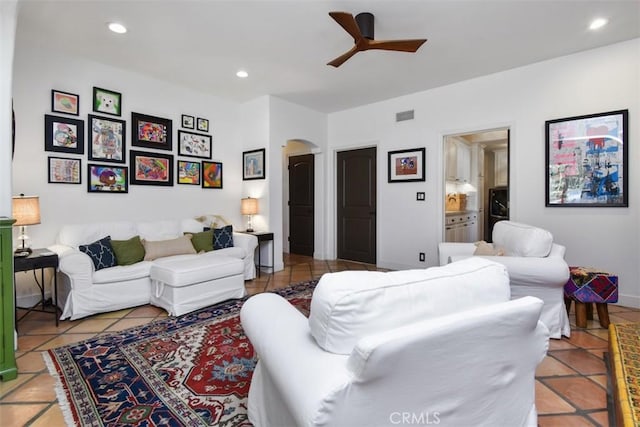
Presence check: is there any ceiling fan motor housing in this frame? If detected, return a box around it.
[355,12,374,40]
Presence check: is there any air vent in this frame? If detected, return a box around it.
[396,110,414,122]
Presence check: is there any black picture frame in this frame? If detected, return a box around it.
[87,163,128,193]
[545,109,628,207]
[92,87,122,116]
[182,114,194,129]
[197,117,209,133]
[242,148,266,180]
[388,147,425,183]
[51,90,79,116]
[177,130,212,159]
[48,156,81,184]
[131,112,173,151]
[130,150,174,186]
[177,160,201,185]
[44,114,84,154]
[88,114,126,163]
[202,161,223,189]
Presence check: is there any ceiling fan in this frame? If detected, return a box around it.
[327,11,427,68]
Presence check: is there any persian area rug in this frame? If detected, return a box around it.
[44,281,316,427]
[608,322,640,427]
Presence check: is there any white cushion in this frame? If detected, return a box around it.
[492,221,553,257]
[93,261,153,284]
[308,257,510,354]
[136,220,182,241]
[57,221,137,247]
[151,255,243,287]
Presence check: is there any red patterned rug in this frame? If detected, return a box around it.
[45,281,316,426]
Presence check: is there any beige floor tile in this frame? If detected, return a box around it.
[17,335,56,352]
[65,318,118,333]
[29,404,66,427]
[126,305,166,318]
[37,333,97,350]
[0,374,36,399]
[536,355,577,377]
[544,377,606,410]
[0,403,49,427]
[106,317,154,332]
[538,414,597,426]
[588,374,608,389]
[15,351,47,373]
[93,308,134,319]
[587,410,610,427]
[2,374,57,403]
[535,381,576,414]
[551,350,606,375]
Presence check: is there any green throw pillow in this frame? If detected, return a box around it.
[111,235,145,266]
[188,230,214,253]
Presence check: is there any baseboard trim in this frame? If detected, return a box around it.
[614,293,640,309]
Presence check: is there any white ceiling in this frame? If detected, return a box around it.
[15,0,640,113]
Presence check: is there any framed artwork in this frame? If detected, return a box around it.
[92,87,122,116]
[48,156,81,184]
[202,161,223,189]
[87,163,128,193]
[51,90,79,115]
[197,117,209,132]
[130,150,173,186]
[44,114,84,154]
[88,114,126,163]
[242,148,265,180]
[177,160,201,185]
[388,147,425,182]
[546,110,628,207]
[178,130,212,159]
[182,114,194,129]
[131,112,173,151]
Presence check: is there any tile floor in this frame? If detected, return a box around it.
[0,253,637,426]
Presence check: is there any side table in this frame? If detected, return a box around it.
[564,266,618,329]
[242,231,274,278]
[14,248,60,326]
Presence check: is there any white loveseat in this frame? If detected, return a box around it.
[49,217,258,320]
[438,220,571,338]
[241,258,549,427]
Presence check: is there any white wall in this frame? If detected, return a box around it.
[328,39,640,307]
[0,1,17,216]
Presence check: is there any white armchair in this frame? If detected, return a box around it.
[438,220,571,338]
[241,258,549,427]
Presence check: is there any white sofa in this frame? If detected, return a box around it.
[438,220,571,338]
[241,258,549,427]
[49,217,258,320]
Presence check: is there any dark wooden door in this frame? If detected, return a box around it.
[288,154,314,256]
[337,147,376,264]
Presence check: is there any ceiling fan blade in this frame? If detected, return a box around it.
[329,11,363,42]
[366,38,428,52]
[327,45,360,67]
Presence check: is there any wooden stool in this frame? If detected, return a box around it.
[564,266,618,328]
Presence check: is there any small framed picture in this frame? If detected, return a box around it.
[88,114,126,163]
[48,156,81,184]
[197,117,209,132]
[92,87,122,116]
[388,148,425,183]
[130,150,173,186]
[177,160,201,185]
[182,114,195,129]
[51,90,79,116]
[87,163,128,193]
[178,130,212,159]
[131,112,173,151]
[202,161,222,189]
[44,114,84,154]
[242,148,265,180]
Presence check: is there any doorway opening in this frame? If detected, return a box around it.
[443,128,510,243]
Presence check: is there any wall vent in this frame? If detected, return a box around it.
[396,110,415,122]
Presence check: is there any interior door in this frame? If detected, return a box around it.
[337,147,376,264]
[288,154,314,256]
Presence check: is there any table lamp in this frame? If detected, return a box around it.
[240,197,258,232]
[12,194,41,256]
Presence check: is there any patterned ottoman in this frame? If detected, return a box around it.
[564,266,618,328]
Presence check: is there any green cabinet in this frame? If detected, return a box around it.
[0,218,16,381]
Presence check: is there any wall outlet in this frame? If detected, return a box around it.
[416,192,425,201]
[419,252,425,262]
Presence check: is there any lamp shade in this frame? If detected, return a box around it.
[12,195,41,226]
[241,197,258,215]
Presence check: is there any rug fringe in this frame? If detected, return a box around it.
[43,351,78,427]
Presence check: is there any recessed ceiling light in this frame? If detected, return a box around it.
[236,70,249,78]
[589,18,608,30]
[108,22,127,34]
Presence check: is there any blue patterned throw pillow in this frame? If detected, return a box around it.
[213,225,234,250]
[79,236,117,271]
